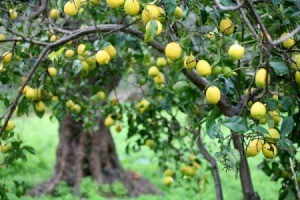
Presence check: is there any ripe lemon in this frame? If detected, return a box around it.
[50,9,60,19]
[96,50,111,65]
[34,88,42,100]
[250,102,266,120]
[295,71,300,85]
[246,139,263,157]
[106,0,125,8]
[65,49,75,59]
[97,91,106,100]
[265,128,280,140]
[255,68,270,88]
[9,9,18,20]
[145,139,155,148]
[196,60,211,76]
[2,52,13,63]
[163,176,174,186]
[50,35,58,42]
[22,85,30,94]
[165,42,182,60]
[220,18,234,35]
[205,86,221,104]
[174,6,183,19]
[64,1,80,16]
[35,101,45,112]
[164,169,174,177]
[25,87,35,100]
[5,120,15,132]
[48,67,57,77]
[154,72,165,84]
[52,96,59,102]
[262,143,277,159]
[281,32,295,49]
[73,104,81,113]
[77,44,86,55]
[157,7,166,23]
[124,0,140,16]
[180,165,196,177]
[148,66,160,77]
[228,43,245,60]
[156,57,167,67]
[184,55,197,70]
[146,20,163,35]
[142,4,159,23]
[104,115,115,127]
[104,45,117,58]
[1,144,10,153]
[269,110,281,125]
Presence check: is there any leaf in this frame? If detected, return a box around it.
[206,119,221,139]
[281,116,294,135]
[200,9,208,24]
[144,19,157,42]
[72,60,82,75]
[267,98,278,111]
[55,47,66,59]
[93,40,111,51]
[280,97,293,112]
[271,0,283,5]
[270,61,289,76]
[223,116,248,133]
[163,0,177,17]
[252,125,269,135]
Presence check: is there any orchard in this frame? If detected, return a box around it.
[0,0,299,199]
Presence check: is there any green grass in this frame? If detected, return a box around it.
[1,115,280,200]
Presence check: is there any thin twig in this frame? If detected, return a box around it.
[289,158,300,200]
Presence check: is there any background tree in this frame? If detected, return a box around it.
[0,0,299,200]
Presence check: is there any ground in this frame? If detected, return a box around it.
[1,115,280,200]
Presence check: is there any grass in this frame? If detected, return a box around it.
[1,115,280,200]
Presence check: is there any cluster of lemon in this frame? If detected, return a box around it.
[104,114,122,133]
[136,99,150,114]
[65,99,81,113]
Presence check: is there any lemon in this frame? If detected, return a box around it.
[142,4,159,23]
[255,68,270,88]
[34,88,42,100]
[222,67,234,78]
[35,101,45,112]
[154,72,165,84]
[156,57,167,67]
[114,124,122,132]
[246,139,263,157]
[184,55,197,70]
[97,91,106,100]
[145,139,155,148]
[104,115,115,127]
[281,32,295,49]
[106,0,124,8]
[96,50,111,65]
[196,60,211,76]
[50,35,58,42]
[265,128,280,140]
[5,120,15,132]
[157,7,166,23]
[269,110,281,125]
[50,9,60,19]
[2,52,13,63]
[52,96,59,102]
[124,0,140,16]
[262,143,277,159]
[228,43,245,60]
[104,45,117,58]
[73,104,81,113]
[25,87,35,100]
[148,66,160,77]
[220,18,234,35]
[295,71,300,85]
[77,44,86,55]
[164,169,174,177]
[65,49,75,59]
[22,85,30,94]
[163,176,174,186]
[165,42,182,60]
[146,20,163,35]
[48,67,57,77]
[0,34,6,42]
[250,102,266,120]
[9,9,18,20]
[174,6,183,19]
[205,86,221,104]
[211,66,222,75]
[259,117,267,124]
[180,165,196,177]
[64,1,80,16]
[1,144,10,153]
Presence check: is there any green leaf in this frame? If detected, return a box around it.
[206,119,221,139]
[163,0,177,18]
[268,98,278,111]
[271,0,283,5]
[93,40,111,51]
[144,19,157,42]
[200,9,208,24]
[252,125,269,135]
[223,116,248,133]
[270,61,289,76]
[281,116,294,136]
[280,97,293,112]
[72,60,82,75]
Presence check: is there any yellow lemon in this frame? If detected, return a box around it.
[156,57,167,67]
[146,20,163,35]
[184,55,197,70]
[165,42,182,60]
[96,50,111,65]
[255,68,270,88]
[205,86,221,104]
[114,124,122,132]
[35,101,45,112]
[5,120,15,132]
[33,88,42,100]
[2,52,13,63]
[104,45,117,58]
[142,4,159,23]
[281,32,295,49]
[77,44,86,55]
[9,9,18,20]
[104,115,115,127]
[50,9,60,19]
[25,87,35,100]
[148,66,160,77]
[228,43,245,60]
[163,176,174,186]
[196,60,211,76]
[164,169,174,177]
[145,139,155,148]
[154,72,165,84]
[65,49,75,59]
[262,143,277,159]
[124,0,140,16]
[220,18,234,35]
[265,128,280,140]
[246,139,263,157]
[64,1,80,16]
[52,96,59,102]
[157,7,166,23]
[1,144,10,153]
[269,110,281,125]
[250,102,266,120]
[295,71,300,85]
[48,67,57,77]
[106,0,125,8]
[174,6,183,19]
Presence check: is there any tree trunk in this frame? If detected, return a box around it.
[30,115,161,197]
